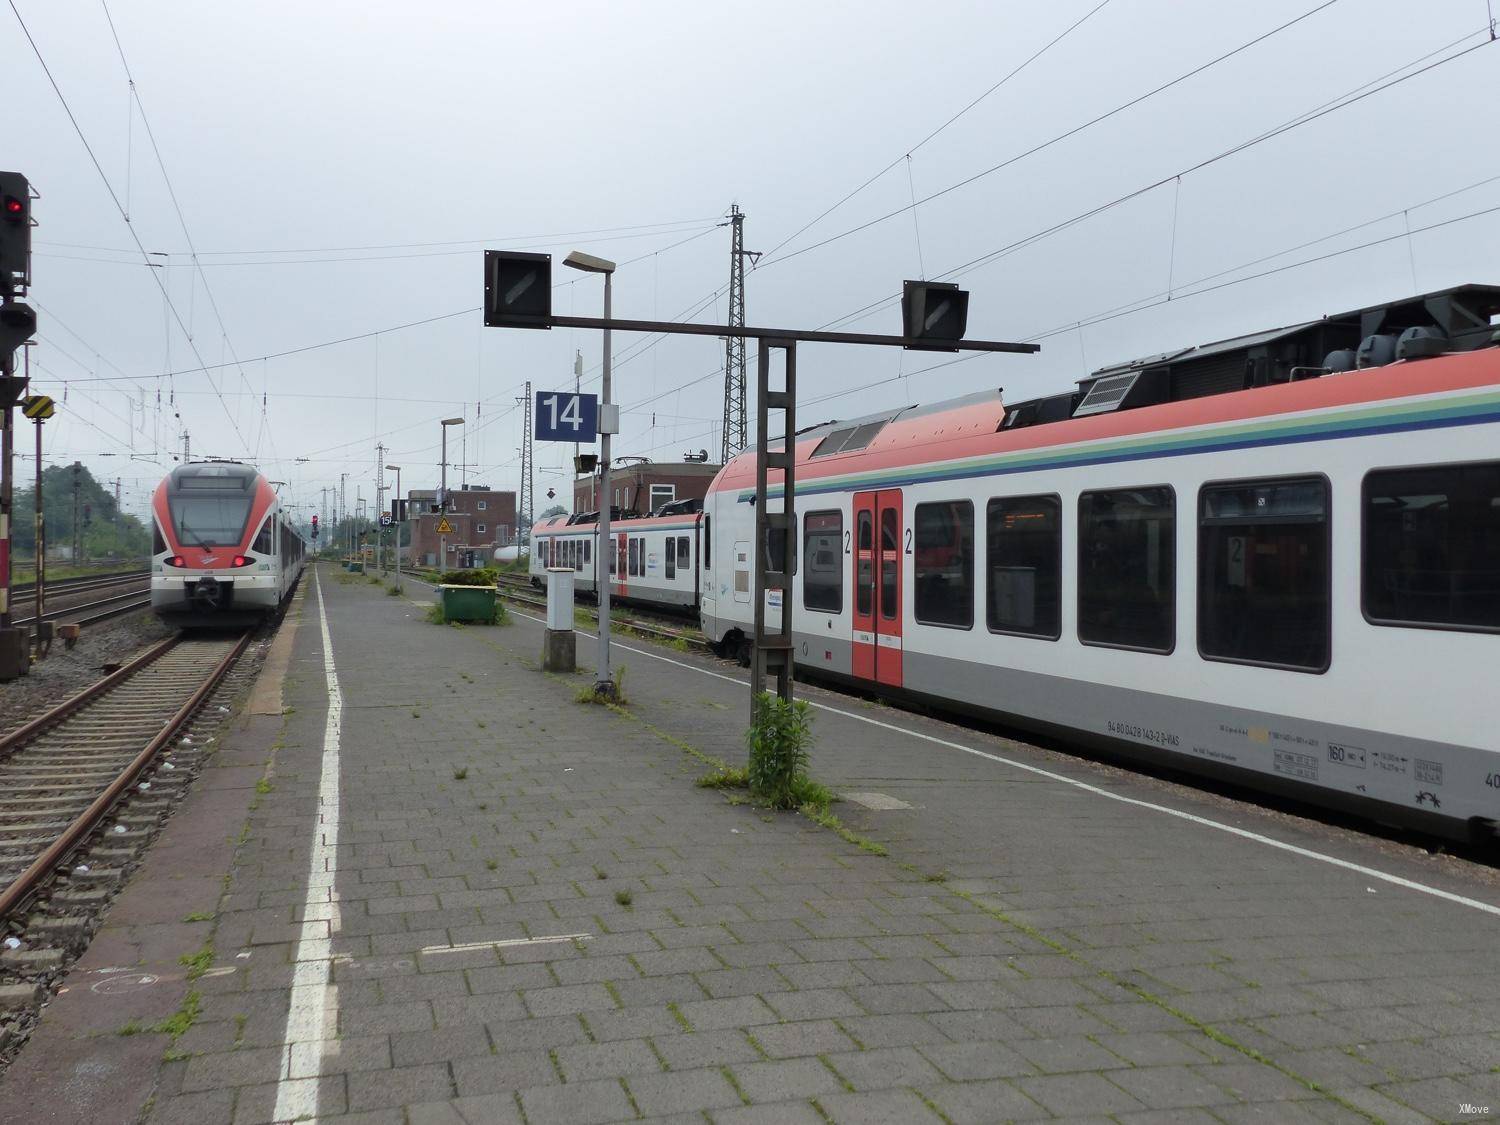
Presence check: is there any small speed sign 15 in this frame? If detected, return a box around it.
[534,390,598,443]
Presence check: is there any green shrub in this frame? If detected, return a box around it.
[746,692,814,810]
[438,567,499,587]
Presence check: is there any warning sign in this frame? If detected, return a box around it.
[435,516,454,534]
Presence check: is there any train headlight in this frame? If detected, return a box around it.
[232,555,253,568]
[166,555,186,568]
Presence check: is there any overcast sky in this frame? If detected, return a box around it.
[9,0,1499,524]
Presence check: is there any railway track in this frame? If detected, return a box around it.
[489,572,711,651]
[0,632,251,923]
[11,571,153,631]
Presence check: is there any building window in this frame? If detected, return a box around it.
[1078,487,1175,652]
[914,501,973,628]
[476,523,486,534]
[1200,476,1329,671]
[1364,460,1500,631]
[986,496,1061,638]
[478,500,487,510]
[804,511,843,612]
[650,484,676,511]
[665,536,676,580]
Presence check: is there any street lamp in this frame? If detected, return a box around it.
[563,249,617,698]
[385,463,402,590]
[439,418,464,566]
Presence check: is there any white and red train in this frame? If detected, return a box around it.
[150,461,307,626]
[535,285,1500,839]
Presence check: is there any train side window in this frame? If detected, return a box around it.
[804,510,843,612]
[665,536,676,580]
[879,508,898,620]
[986,495,1061,639]
[1078,487,1175,652]
[1199,476,1329,672]
[629,537,640,577]
[703,517,710,569]
[914,501,973,628]
[1363,461,1500,631]
[583,540,591,566]
[253,518,274,555]
[678,536,690,569]
[153,521,166,555]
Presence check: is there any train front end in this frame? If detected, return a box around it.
[150,461,281,626]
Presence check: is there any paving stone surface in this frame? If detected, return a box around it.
[6,565,1500,1124]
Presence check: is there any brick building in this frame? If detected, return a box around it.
[408,485,517,568]
[572,459,722,517]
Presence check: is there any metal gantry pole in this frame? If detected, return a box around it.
[750,340,797,713]
[595,271,614,695]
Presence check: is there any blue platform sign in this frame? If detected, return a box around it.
[534,390,598,443]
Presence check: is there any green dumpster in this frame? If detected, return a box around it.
[438,583,498,623]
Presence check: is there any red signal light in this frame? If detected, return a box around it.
[2,196,22,217]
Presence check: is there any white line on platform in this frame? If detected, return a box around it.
[272,570,346,1122]
[420,933,593,957]
[512,608,1500,920]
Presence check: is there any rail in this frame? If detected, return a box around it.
[0,632,252,919]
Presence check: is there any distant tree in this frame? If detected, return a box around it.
[12,463,150,558]
[539,504,567,519]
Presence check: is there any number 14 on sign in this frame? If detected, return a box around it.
[534,391,598,443]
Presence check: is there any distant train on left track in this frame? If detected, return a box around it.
[149,461,307,626]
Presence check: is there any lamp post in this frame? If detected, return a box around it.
[439,418,464,568]
[385,463,401,590]
[563,250,616,698]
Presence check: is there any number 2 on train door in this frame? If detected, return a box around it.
[852,490,903,688]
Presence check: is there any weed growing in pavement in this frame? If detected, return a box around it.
[181,911,214,923]
[485,858,498,870]
[800,803,887,856]
[453,767,468,780]
[254,778,272,795]
[596,870,608,880]
[925,870,950,883]
[695,766,749,790]
[386,584,402,596]
[575,666,629,706]
[613,889,633,907]
[425,604,445,625]
[153,989,202,1041]
[746,692,814,810]
[179,941,214,980]
[411,710,421,718]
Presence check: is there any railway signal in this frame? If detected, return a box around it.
[483,246,1038,717]
[0,171,31,297]
[0,171,36,682]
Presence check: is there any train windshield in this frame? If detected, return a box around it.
[171,494,255,547]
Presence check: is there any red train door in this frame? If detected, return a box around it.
[851,490,903,687]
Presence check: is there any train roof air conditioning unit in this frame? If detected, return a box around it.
[1072,367,1169,419]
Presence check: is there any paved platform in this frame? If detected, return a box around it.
[4,563,1499,1124]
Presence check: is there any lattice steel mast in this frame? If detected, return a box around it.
[720,205,749,463]
[517,380,533,544]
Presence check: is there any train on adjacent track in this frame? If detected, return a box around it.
[149,461,307,626]
[533,285,1500,841]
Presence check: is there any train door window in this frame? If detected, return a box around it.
[617,537,626,577]
[914,501,973,628]
[1199,477,1329,671]
[665,536,676,580]
[986,496,1061,639]
[252,517,273,556]
[1078,487,1175,652]
[629,537,640,577]
[1363,461,1500,631]
[857,510,874,615]
[575,540,584,571]
[880,508,898,620]
[678,536,690,570]
[804,511,843,612]
[583,540,591,567]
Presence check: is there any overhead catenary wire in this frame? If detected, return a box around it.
[760,0,1118,262]
[7,0,250,455]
